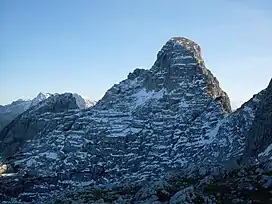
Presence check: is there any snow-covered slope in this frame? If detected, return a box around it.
[0,37,271,203]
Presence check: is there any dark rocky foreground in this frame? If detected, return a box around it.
[0,37,271,203]
[1,161,271,203]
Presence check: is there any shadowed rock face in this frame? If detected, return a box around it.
[243,79,272,160]
[0,38,271,203]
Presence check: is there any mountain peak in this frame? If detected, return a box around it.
[36,92,51,98]
[170,37,201,50]
[149,37,231,112]
[30,92,52,107]
[99,37,231,113]
[154,37,203,66]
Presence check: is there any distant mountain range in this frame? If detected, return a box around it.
[0,92,95,131]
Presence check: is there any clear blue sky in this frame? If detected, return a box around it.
[1,0,271,108]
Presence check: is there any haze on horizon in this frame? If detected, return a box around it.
[1,0,272,109]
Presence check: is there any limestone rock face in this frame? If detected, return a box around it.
[0,37,271,203]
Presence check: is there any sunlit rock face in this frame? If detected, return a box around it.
[0,37,271,203]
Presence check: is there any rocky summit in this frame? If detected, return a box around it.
[0,37,271,203]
